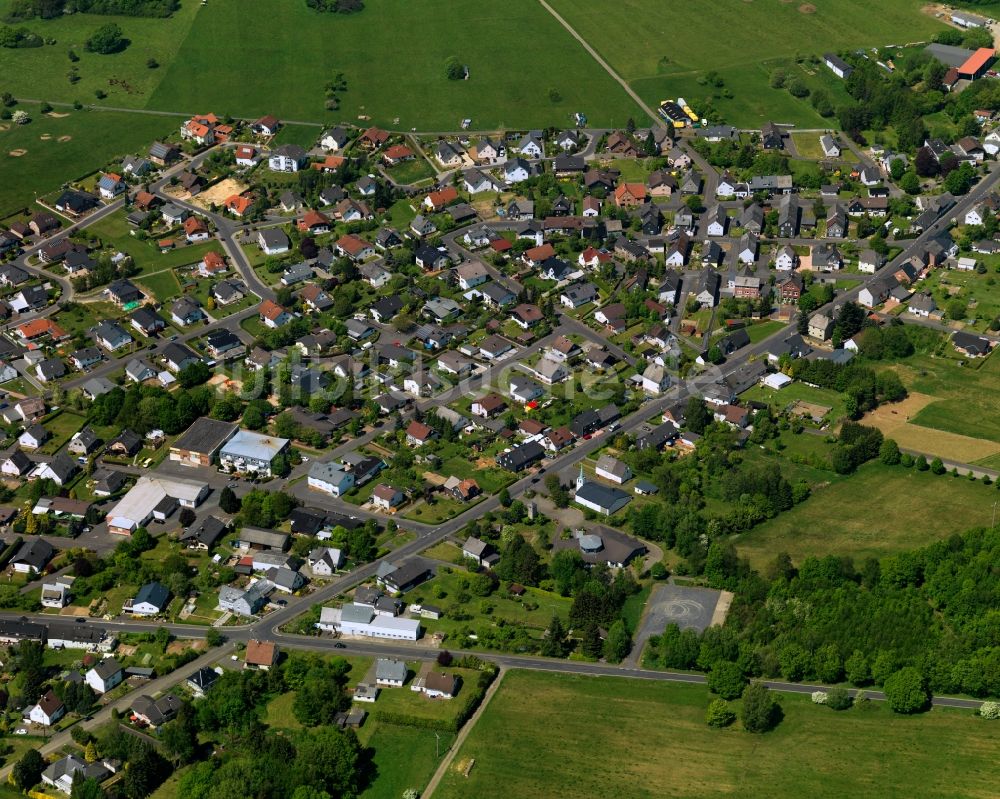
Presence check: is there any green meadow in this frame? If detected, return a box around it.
[546,0,945,126]
[0,110,172,217]
[436,669,1000,799]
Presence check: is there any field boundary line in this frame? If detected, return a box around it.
[533,0,662,126]
[14,98,324,127]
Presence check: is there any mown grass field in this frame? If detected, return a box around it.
[0,0,641,128]
[0,110,172,217]
[546,0,943,127]
[135,269,182,303]
[435,670,1000,799]
[149,0,644,127]
[736,461,995,568]
[360,723,454,799]
[895,350,1000,446]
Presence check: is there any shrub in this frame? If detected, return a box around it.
[811,691,828,704]
[826,687,852,710]
[706,698,736,728]
[980,701,1000,719]
[787,78,809,98]
[444,56,464,81]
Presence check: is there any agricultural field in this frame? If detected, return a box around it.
[0,109,172,218]
[434,670,1000,799]
[866,348,1000,460]
[0,0,643,128]
[546,0,944,127]
[736,461,996,568]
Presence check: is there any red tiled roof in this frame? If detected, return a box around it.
[245,639,278,665]
[259,299,286,321]
[384,144,414,160]
[336,234,369,256]
[184,216,206,234]
[362,127,390,145]
[406,420,434,441]
[426,186,459,209]
[224,194,252,215]
[202,251,226,270]
[300,283,323,302]
[17,319,65,339]
[524,243,555,262]
[134,191,157,209]
[300,210,330,229]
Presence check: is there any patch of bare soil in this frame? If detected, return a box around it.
[167,638,206,655]
[191,177,248,209]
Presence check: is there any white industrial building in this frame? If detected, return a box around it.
[105,474,209,535]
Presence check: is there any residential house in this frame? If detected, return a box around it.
[170,297,204,327]
[85,658,124,694]
[808,313,834,340]
[269,144,307,172]
[259,300,293,328]
[258,229,290,255]
[595,454,632,484]
[778,273,803,304]
[372,484,406,511]
[691,269,721,307]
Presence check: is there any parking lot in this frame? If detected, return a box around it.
[626,583,729,666]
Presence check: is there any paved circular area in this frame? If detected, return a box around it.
[660,597,708,625]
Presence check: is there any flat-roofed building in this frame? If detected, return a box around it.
[219,430,290,477]
[316,604,422,641]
